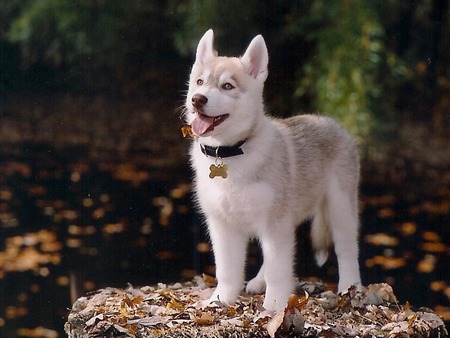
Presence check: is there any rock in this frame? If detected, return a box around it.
[65,276,448,338]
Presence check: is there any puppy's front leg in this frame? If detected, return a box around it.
[207,219,248,305]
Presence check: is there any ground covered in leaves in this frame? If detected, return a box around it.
[65,276,447,338]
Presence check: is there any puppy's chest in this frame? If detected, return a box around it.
[196,174,274,225]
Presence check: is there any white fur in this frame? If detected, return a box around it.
[185,30,361,312]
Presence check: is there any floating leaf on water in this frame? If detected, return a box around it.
[399,222,418,236]
[420,242,446,253]
[417,254,437,273]
[365,233,399,246]
[422,231,442,242]
[430,280,447,292]
[364,195,396,206]
[377,208,395,218]
[365,256,406,270]
[16,327,58,338]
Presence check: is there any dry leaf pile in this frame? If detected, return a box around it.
[65,276,448,338]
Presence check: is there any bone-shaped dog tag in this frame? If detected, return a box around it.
[209,163,228,179]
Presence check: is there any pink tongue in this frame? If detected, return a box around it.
[192,114,215,136]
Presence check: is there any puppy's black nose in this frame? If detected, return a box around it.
[192,94,208,109]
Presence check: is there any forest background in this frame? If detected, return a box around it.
[0,0,448,142]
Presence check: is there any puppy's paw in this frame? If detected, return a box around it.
[263,293,289,313]
[197,297,221,309]
[246,277,266,294]
[199,287,239,308]
[263,283,294,312]
[338,280,363,294]
[338,274,362,294]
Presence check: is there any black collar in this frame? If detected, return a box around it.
[200,140,246,158]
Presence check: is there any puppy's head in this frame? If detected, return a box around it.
[185,29,269,145]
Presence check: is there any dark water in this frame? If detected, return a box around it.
[0,143,449,337]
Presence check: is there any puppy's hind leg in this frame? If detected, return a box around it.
[246,262,266,294]
[327,175,361,293]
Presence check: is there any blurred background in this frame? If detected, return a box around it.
[0,0,448,337]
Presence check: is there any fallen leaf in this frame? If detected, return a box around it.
[266,311,284,338]
[167,297,185,311]
[113,324,130,334]
[85,313,103,326]
[195,312,216,325]
[286,292,309,312]
[130,316,167,326]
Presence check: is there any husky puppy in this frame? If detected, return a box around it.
[184,29,361,312]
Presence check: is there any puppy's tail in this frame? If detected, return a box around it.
[311,200,331,266]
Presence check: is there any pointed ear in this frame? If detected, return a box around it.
[195,29,217,65]
[240,35,268,81]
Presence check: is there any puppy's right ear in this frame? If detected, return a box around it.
[195,29,217,65]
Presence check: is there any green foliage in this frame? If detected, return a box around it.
[0,0,445,139]
[5,1,173,69]
[7,0,113,66]
[168,0,263,57]
[168,0,219,55]
[2,1,179,92]
[290,0,387,143]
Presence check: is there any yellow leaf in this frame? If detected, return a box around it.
[181,125,194,138]
[286,293,309,312]
[195,313,216,325]
[123,295,133,308]
[408,314,419,326]
[167,298,185,311]
[132,295,143,305]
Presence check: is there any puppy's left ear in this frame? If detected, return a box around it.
[241,35,268,81]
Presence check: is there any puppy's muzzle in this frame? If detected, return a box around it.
[192,94,208,110]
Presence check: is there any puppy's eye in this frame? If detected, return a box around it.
[222,83,234,90]
[197,79,204,86]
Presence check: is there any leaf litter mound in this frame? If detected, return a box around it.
[65,275,448,338]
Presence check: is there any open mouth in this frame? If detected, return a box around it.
[191,112,229,136]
